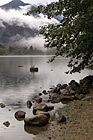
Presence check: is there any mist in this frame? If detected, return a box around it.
[0,6,58,49]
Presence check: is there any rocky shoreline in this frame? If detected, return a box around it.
[0,75,93,138]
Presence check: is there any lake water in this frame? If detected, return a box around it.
[0,55,93,140]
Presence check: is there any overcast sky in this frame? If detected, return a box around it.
[0,0,58,6]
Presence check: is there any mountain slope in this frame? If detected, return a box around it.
[0,0,30,10]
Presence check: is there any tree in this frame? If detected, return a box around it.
[27,0,93,73]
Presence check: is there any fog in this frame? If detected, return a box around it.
[0,6,58,49]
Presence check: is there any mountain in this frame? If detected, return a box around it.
[0,21,38,46]
[0,0,30,10]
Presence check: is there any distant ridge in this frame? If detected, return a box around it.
[0,0,30,10]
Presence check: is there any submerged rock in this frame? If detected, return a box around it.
[0,103,5,108]
[3,121,10,127]
[26,100,32,109]
[30,67,38,72]
[24,114,49,126]
[15,111,26,119]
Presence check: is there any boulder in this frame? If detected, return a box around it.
[24,114,49,126]
[80,75,93,89]
[49,93,61,103]
[34,97,42,103]
[49,87,61,94]
[26,100,32,109]
[0,103,5,108]
[15,111,26,119]
[3,121,10,127]
[57,115,66,123]
[60,84,68,89]
[30,67,38,72]
[39,93,42,96]
[42,90,48,95]
[69,80,80,91]
[35,110,50,118]
[33,104,48,115]
[61,95,74,101]
[47,105,54,111]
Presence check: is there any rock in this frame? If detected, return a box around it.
[80,75,93,89]
[61,85,81,96]
[49,87,61,94]
[42,90,48,95]
[57,115,66,123]
[47,105,54,111]
[0,103,5,108]
[39,93,42,96]
[15,111,26,119]
[56,84,62,88]
[35,110,50,118]
[60,84,68,89]
[24,114,49,126]
[49,93,61,103]
[61,95,74,101]
[74,94,84,100]
[33,104,48,115]
[43,99,52,103]
[26,100,32,109]
[3,121,10,127]
[69,80,80,91]
[34,97,42,103]
[30,67,38,72]
[82,96,93,101]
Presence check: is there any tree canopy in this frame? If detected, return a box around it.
[27,0,93,73]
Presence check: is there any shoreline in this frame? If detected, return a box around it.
[33,92,93,140]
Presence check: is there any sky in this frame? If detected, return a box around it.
[0,0,58,6]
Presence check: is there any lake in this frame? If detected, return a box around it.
[0,55,93,140]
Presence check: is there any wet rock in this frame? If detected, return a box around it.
[49,93,61,103]
[30,67,38,72]
[15,111,26,119]
[0,103,5,108]
[26,100,32,109]
[80,75,93,89]
[35,111,50,118]
[43,99,52,103]
[34,97,42,103]
[47,105,54,111]
[3,121,10,127]
[33,104,48,115]
[60,84,68,89]
[39,93,42,96]
[49,87,61,94]
[42,90,48,95]
[24,114,49,126]
[69,80,80,91]
[61,95,74,101]
[57,115,66,123]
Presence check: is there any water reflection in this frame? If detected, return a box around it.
[0,55,93,140]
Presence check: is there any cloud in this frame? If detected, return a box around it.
[0,6,58,29]
[0,6,58,49]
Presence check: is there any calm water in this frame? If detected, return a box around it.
[0,55,93,140]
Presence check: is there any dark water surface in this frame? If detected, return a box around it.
[0,55,93,140]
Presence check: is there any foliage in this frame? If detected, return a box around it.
[27,0,93,73]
